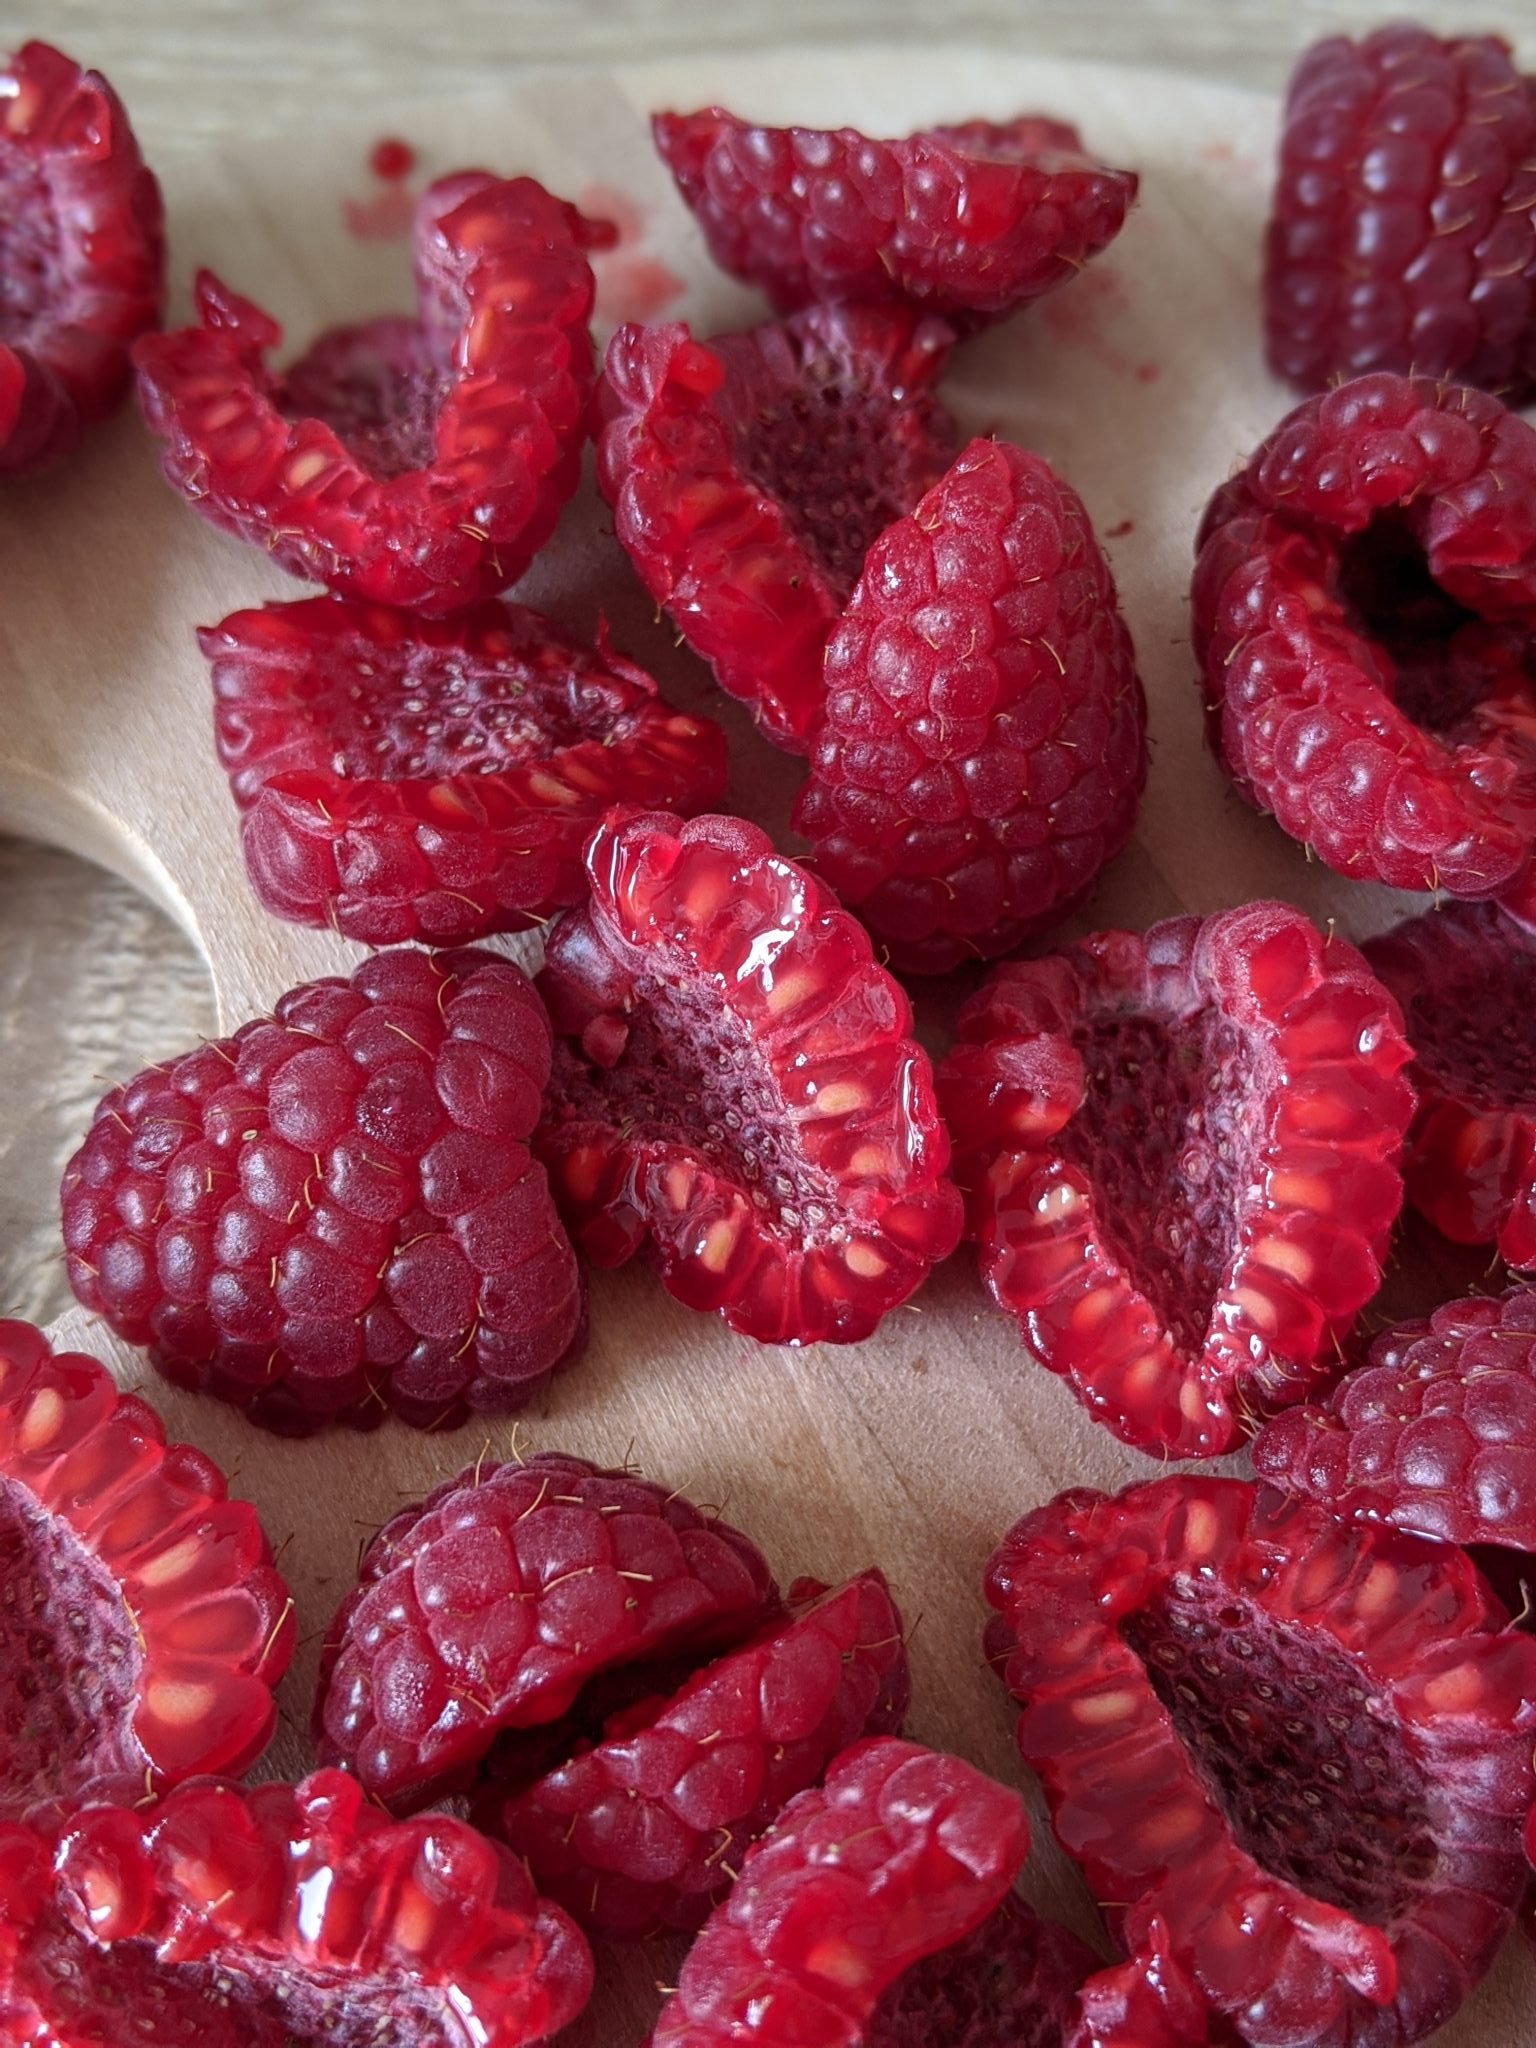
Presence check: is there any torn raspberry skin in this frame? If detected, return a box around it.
[598,304,958,751]
[60,947,585,1435]
[1192,373,1536,905]
[936,902,1414,1458]
[535,811,964,1345]
[793,437,1148,974]
[986,1476,1536,2048]
[205,593,729,947]
[133,172,600,614]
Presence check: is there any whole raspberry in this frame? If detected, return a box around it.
[598,304,957,750]
[1266,26,1536,397]
[206,593,728,947]
[653,108,1137,327]
[535,811,964,1345]
[133,173,602,614]
[0,41,164,477]
[60,948,584,1435]
[936,902,1414,1458]
[987,1476,1536,2048]
[793,437,1147,974]
[1192,373,1536,907]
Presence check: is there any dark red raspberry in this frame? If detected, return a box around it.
[133,173,600,614]
[793,437,1147,974]
[987,1476,1536,2048]
[652,108,1137,327]
[205,593,729,947]
[0,41,163,477]
[535,811,964,1344]
[1266,26,1536,397]
[60,948,584,1435]
[1191,373,1536,907]
[598,304,957,751]
[0,1768,591,2047]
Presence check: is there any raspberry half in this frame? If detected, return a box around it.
[986,1476,1536,2048]
[1192,373,1536,905]
[133,173,599,614]
[936,902,1414,1458]
[598,305,957,750]
[61,948,584,1434]
[0,41,164,477]
[793,437,1147,974]
[536,811,963,1344]
[205,593,729,947]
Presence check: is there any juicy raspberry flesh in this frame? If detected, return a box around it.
[865,1890,1095,2048]
[281,315,446,479]
[1395,939,1536,1115]
[0,157,58,343]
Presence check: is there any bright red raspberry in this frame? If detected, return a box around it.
[652,108,1137,327]
[1266,26,1536,397]
[205,593,728,947]
[60,948,584,1435]
[133,173,600,614]
[1192,373,1536,907]
[536,811,964,1344]
[598,304,957,750]
[987,1476,1536,2048]
[793,437,1147,974]
[936,902,1414,1458]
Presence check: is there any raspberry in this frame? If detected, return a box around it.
[0,1318,292,1820]
[598,304,957,751]
[1191,373,1536,907]
[0,41,164,477]
[652,108,1137,327]
[793,437,1147,974]
[0,1768,591,2046]
[133,173,600,614]
[60,948,584,1435]
[1266,27,1536,397]
[990,1476,1536,2046]
[536,811,964,1344]
[936,902,1413,1458]
[205,593,729,947]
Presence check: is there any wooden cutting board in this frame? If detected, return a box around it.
[1,46,1529,2045]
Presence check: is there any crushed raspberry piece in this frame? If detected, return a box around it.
[205,593,729,947]
[987,1476,1536,2048]
[936,902,1413,1458]
[60,948,584,1435]
[598,304,957,751]
[1192,373,1536,906]
[793,437,1147,974]
[536,811,964,1345]
[133,173,600,614]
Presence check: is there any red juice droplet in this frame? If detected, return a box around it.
[370,137,416,183]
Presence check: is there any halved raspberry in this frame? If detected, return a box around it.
[0,41,164,478]
[598,304,957,750]
[0,1768,591,2046]
[1192,373,1536,905]
[986,1476,1536,2047]
[936,902,1414,1457]
[0,1317,293,1820]
[205,593,729,947]
[653,108,1137,327]
[536,811,963,1344]
[793,437,1147,974]
[60,947,584,1434]
[133,172,600,614]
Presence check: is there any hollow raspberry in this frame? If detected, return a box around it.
[536,811,963,1344]
[1192,373,1536,906]
[987,1476,1536,2048]
[598,304,957,750]
[205,593,729,947]
[60,947,584,1434]
[793,437,1147,974]
[936,902,1414,1458]
[133,173,600,613]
